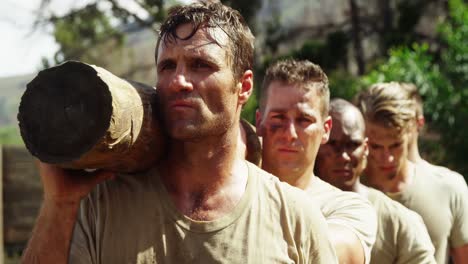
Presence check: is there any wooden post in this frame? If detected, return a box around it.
[0,145,4,261]
[18,61,165,173]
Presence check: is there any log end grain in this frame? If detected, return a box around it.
[18,61,113,164]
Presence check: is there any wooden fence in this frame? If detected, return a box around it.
[1,145,42,257]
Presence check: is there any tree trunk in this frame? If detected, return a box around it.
[349,0,366,75]
[18,61,165,173]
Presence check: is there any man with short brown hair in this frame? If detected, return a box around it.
[257,59,377,264]
[22,3,337,263]
[356,82,468,264]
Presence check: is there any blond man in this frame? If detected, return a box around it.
[317,98,436,264]
[356,82,468,263]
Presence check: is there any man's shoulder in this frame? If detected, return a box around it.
[248,162,314,202]
[368,187,422,223]
[82,167,158,208]
[247,163,325,221]
[311,177,374,214]
[416,161,467,194]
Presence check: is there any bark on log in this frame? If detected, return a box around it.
[240,119,262,166]
[18,61,165,173]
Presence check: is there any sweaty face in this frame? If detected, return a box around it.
[258,82,330,181]
[156,24,240,140]
[364,122,409,184]
[316,112,368,191]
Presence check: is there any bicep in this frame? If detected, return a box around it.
[328,223,365,264]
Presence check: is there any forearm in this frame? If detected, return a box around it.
[21,200,81,264]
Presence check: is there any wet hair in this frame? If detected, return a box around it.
[355,82,416,132]
[155,1,254,79]
[259,59,329,118]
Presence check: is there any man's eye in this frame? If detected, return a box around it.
[271,116,287,123]
[158,62,176,72]
[390,142,402,149]
[193,60,211,69]
[369,144,381,150]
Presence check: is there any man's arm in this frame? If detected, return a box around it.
[396,209,436,264]
[452,244,468,264]
[21,162,113,263]
[328,223,365,264]
[448,170,468,264]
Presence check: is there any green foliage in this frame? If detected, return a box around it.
[382,0,434,51]
[359,0,468,176]
[0,125,24,146]
[289,31,349,72]
[361,43,452,125]
[46,3,124,66]
[439,0,468,90]
[241,89,258,125]
[436,0,468,174]
[328,70,361,101]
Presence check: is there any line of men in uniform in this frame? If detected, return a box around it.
[22,1,468,263]
[245,59,468,263]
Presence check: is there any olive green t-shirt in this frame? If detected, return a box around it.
[69,162,338,263]
[366,187,436,264]
[306,177,377,264]
[387,163,468,264]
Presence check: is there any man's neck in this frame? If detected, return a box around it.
[377,160,415,193]
[160,122,249,220]
[408,140,423,163]
[268,166,315,190]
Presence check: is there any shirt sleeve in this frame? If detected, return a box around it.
[323,192,377,264]
[396,208,436,264]
[449,174,468,248]
[68,194,99,264]
[301,196,339,264]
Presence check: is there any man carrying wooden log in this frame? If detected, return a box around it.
[21,2,337,263]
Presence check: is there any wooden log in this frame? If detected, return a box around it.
[240,119,262,166]
[18,61,165,173]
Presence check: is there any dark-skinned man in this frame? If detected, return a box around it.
[316,98,436,264]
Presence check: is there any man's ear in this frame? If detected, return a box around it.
[238,70,253,105]
[363,137,369,157]
[416,115,425,131]
[255,110,265,137]
[321,116,332,144]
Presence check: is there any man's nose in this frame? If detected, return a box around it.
[169,67,193,92]
[284,121,298,141]
[340,150,351,161]
[382,149,394,164]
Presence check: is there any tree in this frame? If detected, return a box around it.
[359,0,468,177]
